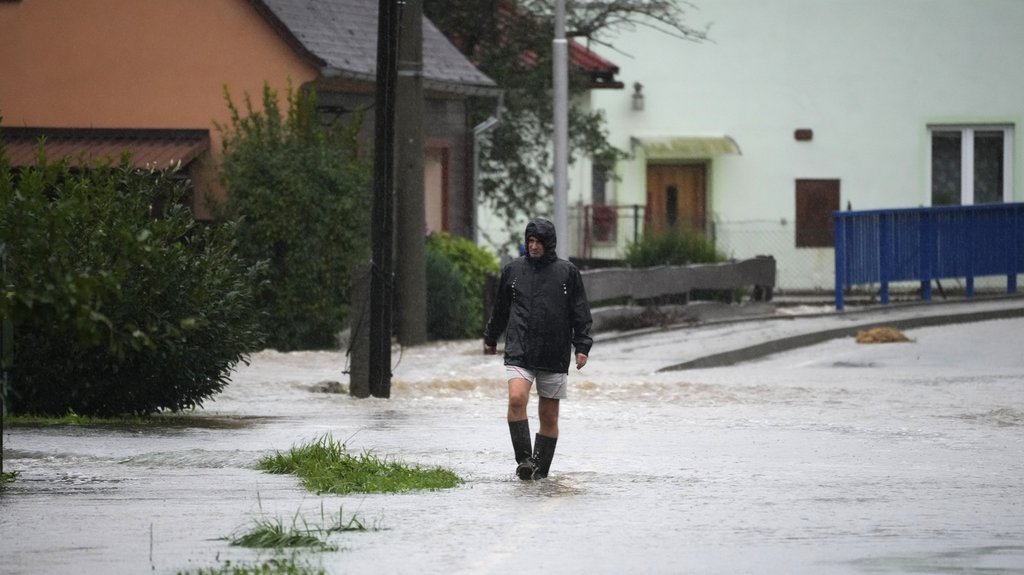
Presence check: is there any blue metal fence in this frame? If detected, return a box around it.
[834,203,1024,309]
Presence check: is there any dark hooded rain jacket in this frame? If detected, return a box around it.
[484,218,593,374]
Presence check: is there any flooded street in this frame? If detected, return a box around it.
[2,311,1024,574]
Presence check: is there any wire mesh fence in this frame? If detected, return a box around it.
[566,208,1022,296]
[713,219,835,292]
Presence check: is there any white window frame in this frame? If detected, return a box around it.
[927,124,1014,205]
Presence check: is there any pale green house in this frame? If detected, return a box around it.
[558,0,1023,291]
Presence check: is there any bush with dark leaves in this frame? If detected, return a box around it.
[0,148,264,416]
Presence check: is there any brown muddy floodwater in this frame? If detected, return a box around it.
[2,317,1024,574]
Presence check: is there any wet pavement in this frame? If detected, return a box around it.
[2,296,1024,574]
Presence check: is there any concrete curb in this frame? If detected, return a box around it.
[660,302,1024,370]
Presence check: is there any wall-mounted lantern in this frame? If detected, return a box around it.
[632,82,645,111]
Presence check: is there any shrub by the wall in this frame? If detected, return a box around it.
[0,150,264,416]
[425,248,471,340]
[624,225,725,267]
[425,232,499,340]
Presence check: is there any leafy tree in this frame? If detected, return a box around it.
[424,0,706,249]
[0,143,264,416]
[216,83,372,351]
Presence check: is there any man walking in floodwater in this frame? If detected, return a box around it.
[484,217,593,480]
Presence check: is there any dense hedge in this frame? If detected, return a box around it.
[425,232,499,340]
[0,149,264,416]
[216,84,372,350]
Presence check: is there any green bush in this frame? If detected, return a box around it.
[425,232,499,340]
[0,148,264,416]
[216,83,371,350]
[425,247,471,340]
[624,225,725,267]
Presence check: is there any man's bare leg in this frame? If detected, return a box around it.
[507,378,531,422]
[538,396,560,438]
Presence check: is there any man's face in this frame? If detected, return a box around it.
[527,235,545,258]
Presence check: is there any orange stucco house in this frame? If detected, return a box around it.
[0,0,498,234]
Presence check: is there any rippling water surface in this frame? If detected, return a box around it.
[2,318,1023,574]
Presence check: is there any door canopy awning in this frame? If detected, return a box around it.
[630,135,741,159]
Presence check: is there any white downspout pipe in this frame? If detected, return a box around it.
[473,92,504,244]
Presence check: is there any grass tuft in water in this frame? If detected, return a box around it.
[228,502,380,551]
[176,555,324,575]
[1,471,17,484]
[230,516,332,550]
[230,503,378,548]
[257,434,463,495]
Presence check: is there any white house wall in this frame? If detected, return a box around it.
[476,93,596,261]
[588,0,1024,291]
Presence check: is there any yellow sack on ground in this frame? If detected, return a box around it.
[856,327,910,344]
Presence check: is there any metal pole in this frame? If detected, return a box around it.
[0,323,5,474]
[834,215,845,310]
[634,204,640,243]
[553,0,569,252]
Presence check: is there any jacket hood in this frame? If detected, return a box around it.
[524,218,557,262]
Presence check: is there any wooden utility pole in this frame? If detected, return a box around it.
[1,245,10,475]
[368,0,401,399]
[347,262,371,398]
[395,0,427,346]
[0,317,8,476]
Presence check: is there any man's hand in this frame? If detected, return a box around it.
[575,353,588,370]
[483,343,497,355]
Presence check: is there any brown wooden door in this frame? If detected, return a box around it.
[646,164,707,234]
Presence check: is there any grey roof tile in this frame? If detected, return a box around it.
[256,0,498,95]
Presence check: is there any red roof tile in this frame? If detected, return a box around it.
[570,39,623,89]
[570,40,618,74]
[2,128,210,169]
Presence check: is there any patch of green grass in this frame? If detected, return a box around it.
[257,434,463,495]
[5,411,116,426]
[4,411,256,429]
[230,517,331,550]
[177,555,325,575]
[228,505,376,551]
[1,470,17,484]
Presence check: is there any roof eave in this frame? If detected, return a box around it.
[247,0,328,69]
[321,67,502,98]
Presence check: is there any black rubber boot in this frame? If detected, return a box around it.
[516,458,537,480]
[508,419,534,477]
[531,434,558,479]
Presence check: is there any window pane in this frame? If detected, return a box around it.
[931,131,961,205]
[665,185,678,227]
[795,179,840,248]
[591,163,608,205]
[974,130,1004,204]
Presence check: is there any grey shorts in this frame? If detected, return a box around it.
[505,365,567,399]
